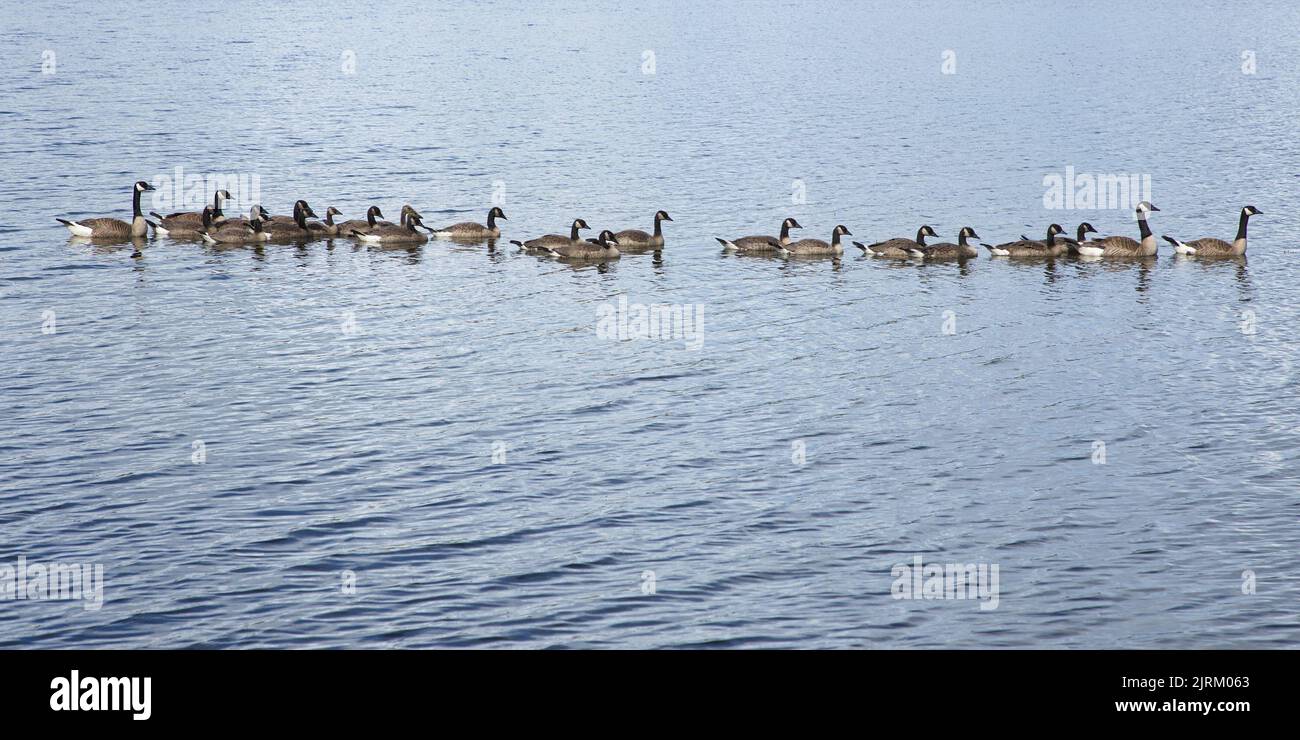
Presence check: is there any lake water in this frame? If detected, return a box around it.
[1,1,1298,648]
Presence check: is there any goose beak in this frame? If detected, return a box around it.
[1149,205,1161,212]
[142,183,156,191]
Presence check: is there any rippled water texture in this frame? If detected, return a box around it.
[1,1,1298,648]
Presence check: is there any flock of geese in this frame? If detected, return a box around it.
[56,181,1262,261]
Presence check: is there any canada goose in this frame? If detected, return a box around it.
[262,200,318,240]
[857,225,939,258]
[352,214,429,244]
[57,180,155,238]
[614,210,673,249]
[376,205,421,230]
[781,225,850,255]
[716,217,801,251]
[914,227,980,259]
[1019,222,1099,253]
[509,219,591,252]
[200,207,271,244]
[545,230,621,260]
[149,189,231,234]
[429,207,507,238]
[149,205,216,239]
[334,206,385,235]
[1162,206,1261,258]
[1075,202,1161,257]
[224,205,273,230]
[983,224,1068,257]
[307,207,344,236]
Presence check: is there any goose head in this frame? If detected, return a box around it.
[215,189,232,203]
[832,224,852,238]
[135,180,156,193]
[368,206,385,221]
[292,200,318,219]
[249,205,271,221]
[782,217,802,230]
[655,210,673,223]
[918,225,939,238]
[573,218,591,231]
[1047,223,1066,237]
[597,229,619,246]
[324,206,343,219]
[1077,222,1098,237]
[489,206,507,221]
[1135,201,1159,218]
[1243,205,1262,217]
[959,226,980,241]
[400,204,421,218]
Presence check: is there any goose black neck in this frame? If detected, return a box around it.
[831,230,844,246]
[653,216,663,237]
[1076,225,1089,242]
[780,222,792,240]
[368,209,379,227]
[569,223,581,240]
[211,191,223,216]
[958,233,969,247]
[1137,215,1152,239]
[915,227,928,246]
[1236,211,1250,241]
[325,211,335,226]
[295,206,308,229]
[132,187,143,218]
[1045,229,1057,245]
[487,211,497,229]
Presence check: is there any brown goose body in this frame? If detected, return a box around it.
[57,181,155,239]
[1169,237,1236,256]
[1078,235,1149,257]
